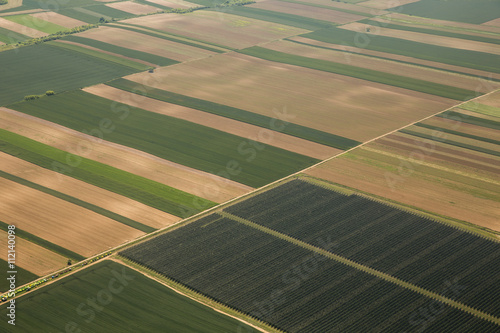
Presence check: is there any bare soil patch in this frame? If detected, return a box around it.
[0,230,67,276]
[0,177,144,257]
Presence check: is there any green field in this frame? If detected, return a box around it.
[0,43,143,106]
[304,27,500,74]
[63,35,179,66]
[0,170,155,233]
[0,26,30,44]
[439,110,500,130]
[0,128,216,217]
[238,46,476,100]
[8,90,320,188]
[58,8,103,23]
[108,78,361,150]
[359,19,500,45]
[460,102,500,118]
[390,0,500,24]
[222,5,334,30]
[0,259,38,293]
[47,41,150,71]
[414,123,500,146]
[4,14,68,34]
[0,260,255,332]
[0,219,85,262]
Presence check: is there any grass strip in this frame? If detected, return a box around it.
[63,35,179,66]
[0,220,85,261]
[0,170,155,233]
[0,128,217,217]
[107,78,360,150]
[238,46,477,100]
[400,129,500,157]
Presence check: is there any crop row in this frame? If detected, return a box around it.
[119,214,498,331]
[225,179,500,318]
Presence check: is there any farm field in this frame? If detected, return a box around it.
[0,260,255,332]
[239,45,478,100]
[307,95,500,230]
[7,90,319,188]
[303,27,500,74]
[124,52,456,142]
[120,10,309,49]
[3,14,68,34]
[72,25,217,61]
[389,0,500,24]
[0,229,67,277]
[30,11,86,28]
[0,43,143,106]
[0,176,145,257]
[84,84,340,159]
[120,181,500,331]
[0,16,46,37]
[359,0,419,10]
[247,0,365,25]
[278,0,380,15]
[262,39,499,93]
[0,107,250,204]
[0,25,30,43]
[340,22,500,55]
[0,259,37,293]
[0,152,178,229]
[106,1,161,15]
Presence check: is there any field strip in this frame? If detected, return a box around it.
[220,212,500,325]
[0,169,156,233]
[361,146,500,185]
[0,229,67,277]
[84,84,341,160]
[114,258,276,333]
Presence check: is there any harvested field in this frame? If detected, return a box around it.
[0,177,144,257]
[360,0,419,10]
[121,10,308,49]
[76,26,215,61]
[263,40,498,93]
[106,1,161,15]
[30,11,86,28]
[248,0,364,24]
[484,18,500,27]
[126,52,455,142]
[0,230,67,276]
[306,136,500,231]
[341,22,500,56]
[0,17,46,37]
[289,36,500,81]
[84,84,341,159]
[0,152,178,229]
[0,107,249,203]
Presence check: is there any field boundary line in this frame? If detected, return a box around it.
[220,212,500,326]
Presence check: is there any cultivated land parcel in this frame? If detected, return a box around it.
[1,0,499,331]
